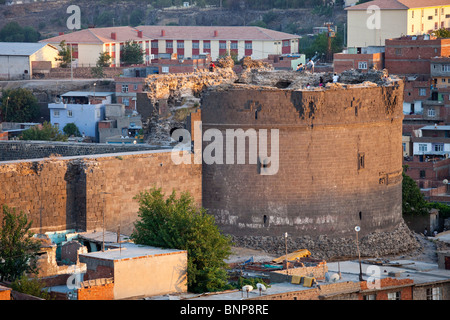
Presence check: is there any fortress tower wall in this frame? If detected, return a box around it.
[201,81,405,239]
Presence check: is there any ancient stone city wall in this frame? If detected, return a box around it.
[0,140,159,162]
[201,81,405,240]
[0,150,202,235]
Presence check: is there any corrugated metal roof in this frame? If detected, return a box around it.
[0,42,56,56]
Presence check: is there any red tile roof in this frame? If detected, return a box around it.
[136,25,300,41]
[41,26,151,44]
[346,0,449,10]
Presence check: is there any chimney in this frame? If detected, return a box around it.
[111,32,116,40]
[138,30,143,38]
[214,30,218,37]
[161,29,166,37]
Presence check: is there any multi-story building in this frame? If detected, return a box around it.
[431,57,450,89]
[385,35,450,76]
[346,0,450,49]
[136,25,300,61]
[41,26,153,67]
[333,47,384,73]
[40,26,300,67]
[48,91,114,142]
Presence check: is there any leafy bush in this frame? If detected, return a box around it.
[132,188,233,293]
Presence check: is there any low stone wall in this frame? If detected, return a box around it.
[44,67,125,79]
[0,140,162,161]
[0,149,202,235]
[230,221,421,260]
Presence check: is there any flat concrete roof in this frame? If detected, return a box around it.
[79,241,186,262]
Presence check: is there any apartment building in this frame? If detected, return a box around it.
[346,0,450,48]
[40,26,300,67]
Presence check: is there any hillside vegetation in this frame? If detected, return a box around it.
[0,0,346,39]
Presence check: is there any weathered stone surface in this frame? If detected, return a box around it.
[230,221,421,260]
[201,71,405,245]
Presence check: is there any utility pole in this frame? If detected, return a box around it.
[355,226,364,281]
[284,232,289,275]
[70,43,73,81]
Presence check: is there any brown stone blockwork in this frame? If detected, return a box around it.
[0,151,202,235]
[201,83,404,238]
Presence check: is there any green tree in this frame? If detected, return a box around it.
[121,41,144,66]
[55,40,73,68]
[300,31,344,60]
[402,166,428,216]
[0,205,42,282]
[62,123,81,137]
[20,121,68,142]
[91,51,111,78]
[432,28,450,39]
[1,88,40,123]
[11,275,52,299]
[131,188,233,293]
[0,22,40,42]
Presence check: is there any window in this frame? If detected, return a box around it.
[402,143,406,152]
[420,170,426,178]
[122,85,128,93]
[387,292,401,300]
[53,110,60,117]
[283,40,290,47]
[245,42,252,49]
[54,123,59,129]
[419,88,427,96]
[134,84,138,91]
[363,294,376,300]
[434,144,444,152]
[192,41,199,49]
[435,9,438,16]
[426,287,442,300]
[358,61,368,70]
[435,22,438,30]
[411,24,414,33]
[203,41,210,49]
[358,153,365,170]
[162,66,169,73]
[443,65,450,72]
[166,41,173,48]
[122,97,129,107]
[395,48,402,56]
[177,41,184,49]
[428,108,436,117]
[230,42,238,50]
[219,42,227,49]
[419,144,428,152]
[151,41,158,48]
[411,10,414,18]
[67,110,73,117]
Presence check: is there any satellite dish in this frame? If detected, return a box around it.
[256,283,267,292]
[444,179,448,185]
[325,272,340,282]
[242,285,253,292]
[355,226,361,232]
[330,273,340,282]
